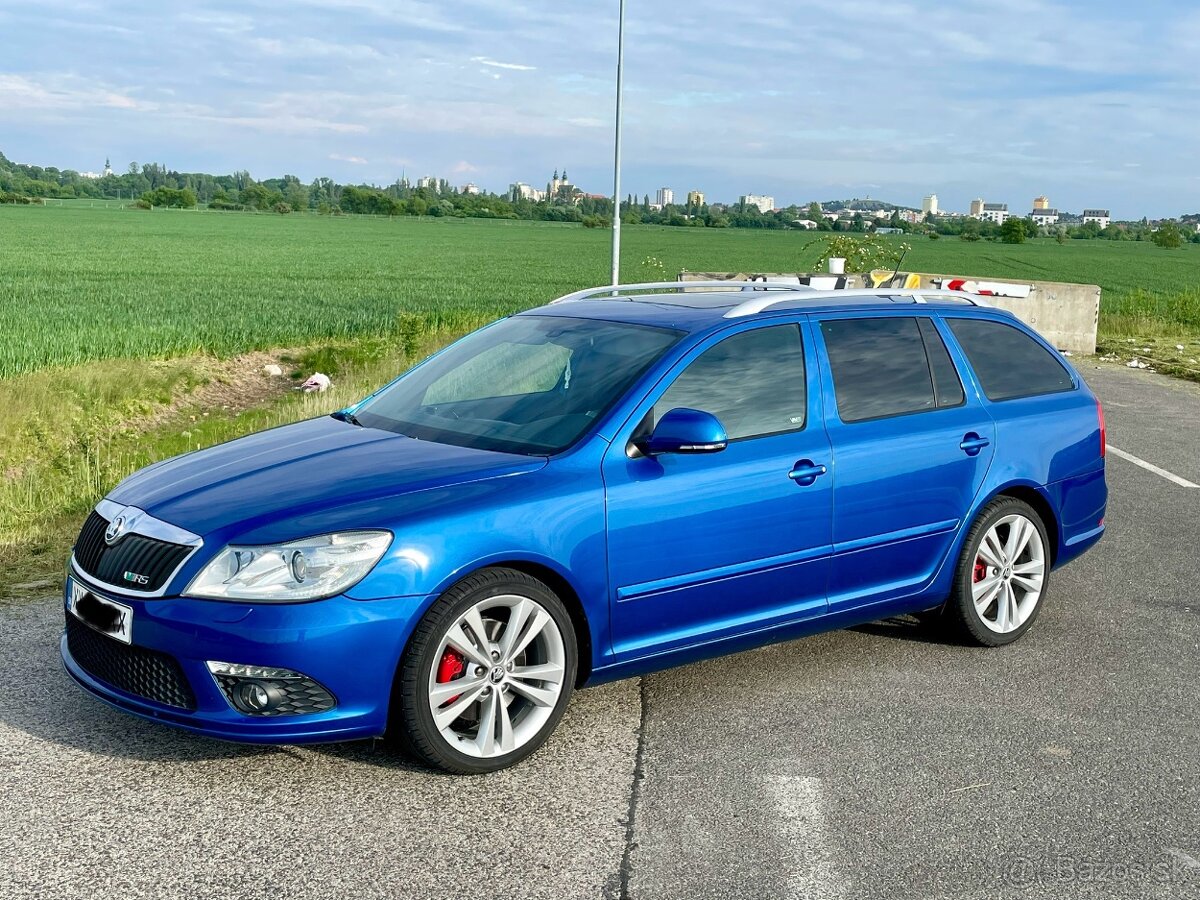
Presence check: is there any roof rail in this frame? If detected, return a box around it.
[549,279,812,305]
[723,288,983,318]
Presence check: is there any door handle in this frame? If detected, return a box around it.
[788,460,827,486]
[959,433,991,456]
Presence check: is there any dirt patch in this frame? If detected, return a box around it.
[132,350,299,431]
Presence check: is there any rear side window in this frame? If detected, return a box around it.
[821,317,947,422]
[947,319,1073,401]
[918,318,965,408]
[653,324,806,440]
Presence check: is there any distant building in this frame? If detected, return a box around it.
[687,190,705,206]
[899,210,923,224]
[655,187,674,206]
[417,175,437,189]
[1033,195,1050,210]
[794,219,819,230]
[876,227,904,235]
[546,168,577,202]
[1082,209,1111,228]
[922,194,939,215]
[1031,208,1060,227]
[741,194,774,214]
[979,202,1009,224]
[461,183,480,195]
[969,198,985,217]
[509,182,546,202]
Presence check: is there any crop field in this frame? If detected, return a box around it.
[2,204,1199,379]
[2,203,1199,596]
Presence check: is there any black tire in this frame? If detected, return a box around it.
[389,567,578,775]
[941,496,1052,647]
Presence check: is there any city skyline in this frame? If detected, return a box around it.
[2,1,1197,220]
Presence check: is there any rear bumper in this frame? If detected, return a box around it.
[60,573,430,744]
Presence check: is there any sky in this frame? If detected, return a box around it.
[1,0,1197,219]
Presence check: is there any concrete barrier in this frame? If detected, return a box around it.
[678,271,1101,355]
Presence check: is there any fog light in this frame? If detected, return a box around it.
[207,660,337,717]
[235,680,284,713]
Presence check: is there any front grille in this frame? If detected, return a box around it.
[73,511,192,593]
[65,614,197,710]
[213,674,337,717]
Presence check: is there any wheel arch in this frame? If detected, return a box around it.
[977,482,1061,565]
[417,555,596,688]
[494,560,594,687]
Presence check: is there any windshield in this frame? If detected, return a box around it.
[354,315,683,454]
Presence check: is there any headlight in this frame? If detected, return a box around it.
[186,531,392,602]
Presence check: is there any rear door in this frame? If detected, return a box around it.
[813,312,996,610]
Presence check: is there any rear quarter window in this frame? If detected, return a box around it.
[947,318,1073,401]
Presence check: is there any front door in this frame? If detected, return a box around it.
[813,313,996,609]
[603,321,833,659]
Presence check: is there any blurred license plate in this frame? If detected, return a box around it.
[69,580,133,644]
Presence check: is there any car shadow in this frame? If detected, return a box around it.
[847,613,972,646]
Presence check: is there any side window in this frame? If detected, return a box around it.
[947,319,1073,401]
[652,324,806,440]
[820,317,938,422]
[918,318,965,408]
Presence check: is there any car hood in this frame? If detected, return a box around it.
[108,416,547,539]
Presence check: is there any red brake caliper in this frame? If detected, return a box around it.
[436,647,466,706]
[973,557,988,583]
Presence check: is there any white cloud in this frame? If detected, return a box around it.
[329,153,369,164]
[470,56,536,72]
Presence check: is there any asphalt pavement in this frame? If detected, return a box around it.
[0,361,1196,899]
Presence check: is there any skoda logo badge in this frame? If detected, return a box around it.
[105,515,127,546]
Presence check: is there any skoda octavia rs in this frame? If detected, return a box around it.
[62,281,1107,773]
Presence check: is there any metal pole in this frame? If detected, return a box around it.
[610,0,626,287]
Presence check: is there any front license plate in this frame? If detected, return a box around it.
[68,579,133,645]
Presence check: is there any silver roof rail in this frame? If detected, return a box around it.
[723,288,983,318]
[549,280,813,305]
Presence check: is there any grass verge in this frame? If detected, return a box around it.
[0,320,469,605]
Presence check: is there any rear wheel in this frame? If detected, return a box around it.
[941,497,1051,646]
[392,568,577,774]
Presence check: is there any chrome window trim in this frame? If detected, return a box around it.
[73,500,204,598]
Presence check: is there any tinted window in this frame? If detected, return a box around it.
[653,325,806,440]
[947,319,1073,401]
[918,318,965,408]
[356,316,681,454]
[820,317,936,422]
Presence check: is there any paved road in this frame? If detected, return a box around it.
[1,363,1197,899]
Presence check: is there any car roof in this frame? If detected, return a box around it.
[518,281,1002,334]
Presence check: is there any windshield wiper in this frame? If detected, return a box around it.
[330,409,364,427]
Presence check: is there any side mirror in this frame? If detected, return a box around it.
[637,408,728,456]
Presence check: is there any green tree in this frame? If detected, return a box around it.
[1000,218,1026,244]
[1152,221,1184,249]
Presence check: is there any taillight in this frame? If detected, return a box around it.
[1097,397,1106,458]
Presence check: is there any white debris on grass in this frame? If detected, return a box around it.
[263,364,283,377]
[300,372,331,393]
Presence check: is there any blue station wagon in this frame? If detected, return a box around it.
[62,281,1107,773]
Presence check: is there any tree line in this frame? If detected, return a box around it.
[2,150,1196,242]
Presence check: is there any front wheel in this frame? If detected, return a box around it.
[941,497,1051,647]
[392,568,577,774]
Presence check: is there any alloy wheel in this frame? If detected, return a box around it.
[971,513,1046,634]
[426,594,566,759]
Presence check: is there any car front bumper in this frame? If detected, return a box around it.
[60,572,430,744]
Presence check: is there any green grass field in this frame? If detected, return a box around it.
[2,204,1198,598]
[2,205,1199,379]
